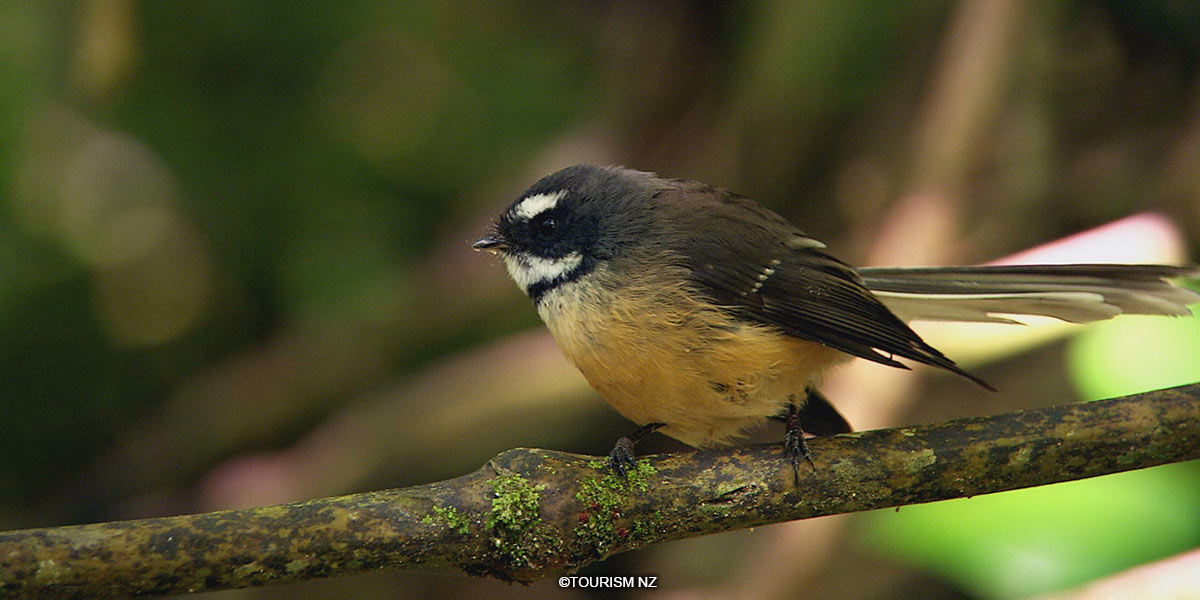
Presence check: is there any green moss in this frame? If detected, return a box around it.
[485,473,555,571]
[574,459,657,556]
[629,510,665,541]
[232,562,265,580]
[422,505,471,535]
[284,559,309,573]
[488,474,545,532]
[697,502,732,517]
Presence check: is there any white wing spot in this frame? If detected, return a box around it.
[513,190,567,220]
[786,237,826,250]
[748,259,781,294]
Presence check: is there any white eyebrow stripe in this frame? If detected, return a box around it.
[513,190,567,220]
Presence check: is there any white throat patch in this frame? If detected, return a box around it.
[512,190,566,220]
[503,252,583,292]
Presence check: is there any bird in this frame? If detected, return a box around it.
[473,164,1200,477]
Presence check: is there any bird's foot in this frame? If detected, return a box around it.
[606,422,665,478]
[784,404,815,484]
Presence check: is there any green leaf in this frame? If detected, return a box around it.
[1066,311,1200,402]
[860,461,1200,599]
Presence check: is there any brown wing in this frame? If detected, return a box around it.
[654,182,991,389]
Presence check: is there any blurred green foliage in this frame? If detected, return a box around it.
[864,460,1200,599]
[1068,306,1200,402]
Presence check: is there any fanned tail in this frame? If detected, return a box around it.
[859,264,1200,324]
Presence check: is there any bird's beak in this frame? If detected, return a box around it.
[472,235,508,253]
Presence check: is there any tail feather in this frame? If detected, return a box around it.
[859,264,1200,324]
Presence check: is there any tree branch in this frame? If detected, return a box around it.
[2,383,1199,598]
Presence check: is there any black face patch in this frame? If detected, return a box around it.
[494,188,603,302]
[498,191,598,263]
[488,165,662,302]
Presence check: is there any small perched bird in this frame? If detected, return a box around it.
[474,164,1200,477]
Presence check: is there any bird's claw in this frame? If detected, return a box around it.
[607,436,637,478]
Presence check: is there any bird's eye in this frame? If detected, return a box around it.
[532,214,558,239]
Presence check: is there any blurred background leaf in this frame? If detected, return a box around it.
[1068,306,1200,402]
[1,1,1198,598]
[863,461,1200,599]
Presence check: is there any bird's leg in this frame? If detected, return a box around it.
[608,422,665,477]
[784,402,815,484]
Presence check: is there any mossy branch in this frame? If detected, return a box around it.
[3,383,1199,598]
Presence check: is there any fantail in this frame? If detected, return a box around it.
[474,164,1200,477]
